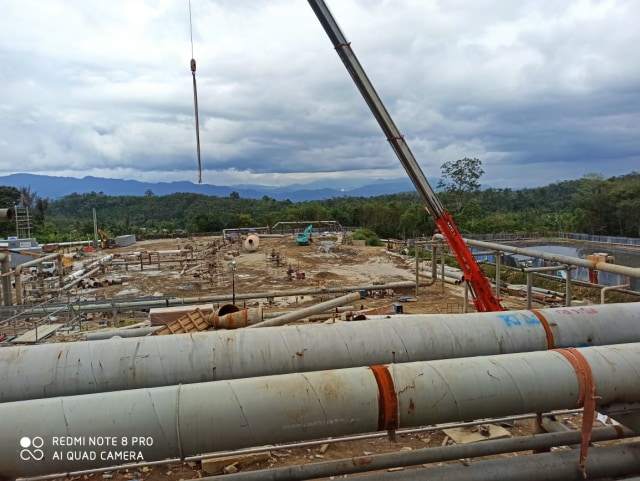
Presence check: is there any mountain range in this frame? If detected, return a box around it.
[0,174,418,202]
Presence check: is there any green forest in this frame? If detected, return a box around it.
[1,163,639,244]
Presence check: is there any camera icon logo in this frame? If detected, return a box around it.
[20,436,44,461]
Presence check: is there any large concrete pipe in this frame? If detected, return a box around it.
[0,208,14,222]
[2,303,640,402]
[2,343,640,478]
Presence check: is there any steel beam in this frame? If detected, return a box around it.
[2,343,640,478]
[2,303,640,402]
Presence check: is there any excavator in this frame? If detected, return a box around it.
[98,228,117,249]
[296,225,314,246]
[307,1,505,312]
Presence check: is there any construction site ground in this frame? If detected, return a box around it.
[26,235,615,480]
[77,234,533,316]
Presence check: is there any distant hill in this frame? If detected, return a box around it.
[0,174,417,202]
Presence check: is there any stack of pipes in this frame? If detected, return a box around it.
[1,302,640,479]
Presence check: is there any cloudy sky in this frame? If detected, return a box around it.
[1,0,639,191]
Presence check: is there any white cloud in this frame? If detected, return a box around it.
[0,0,638,191]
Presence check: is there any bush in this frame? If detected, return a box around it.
[352,228,382,246]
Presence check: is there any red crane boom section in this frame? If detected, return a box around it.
[308,0,505,312]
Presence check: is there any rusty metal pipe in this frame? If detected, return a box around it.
[211,307,263,329]
[2,303,640,402]
[2,343,640,478]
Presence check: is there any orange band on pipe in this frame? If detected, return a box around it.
[531,309,555,349]
[369,365,399,432]
[555,348,597,475]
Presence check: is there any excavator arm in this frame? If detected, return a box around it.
[307,0,505,312]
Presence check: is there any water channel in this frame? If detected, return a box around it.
[474,243,640,291]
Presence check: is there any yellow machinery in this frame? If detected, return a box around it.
[98,229,117,249]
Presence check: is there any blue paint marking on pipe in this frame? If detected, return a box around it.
[497,312,541,327]
[556,342,591,349]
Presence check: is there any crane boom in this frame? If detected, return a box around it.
[307,0,504,312]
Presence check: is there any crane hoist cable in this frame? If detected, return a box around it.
[189,0,202,184]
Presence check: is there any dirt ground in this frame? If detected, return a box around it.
[31,235,604,480]
[79,234,531,315]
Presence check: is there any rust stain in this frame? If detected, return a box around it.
[408,398,415,414]
[531,309,555,349]
[554,347,597,471]
[369,365,399,432]
[317,370,347,401]
[354,457,373,466]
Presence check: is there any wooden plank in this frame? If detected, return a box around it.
[154,308,211,335]
[201,452,271,474]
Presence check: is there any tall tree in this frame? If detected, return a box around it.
[571,174,615,235]
[437,157,484,211]
[18,185,38,207]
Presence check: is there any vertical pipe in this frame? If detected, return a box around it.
[526,272,533,310]
[1,252,12,306]
[414,245,419,295]
[565,265,572,307]
[14,268,23,305]
[440,245,445,293]
[92,207,98,250]
[494,250,501,297]
[463,281,468,313]
[431,244,437,283]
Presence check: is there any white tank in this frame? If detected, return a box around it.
[243,233,260,251]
